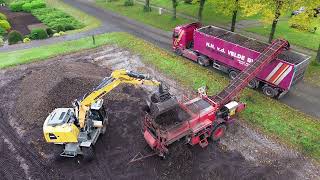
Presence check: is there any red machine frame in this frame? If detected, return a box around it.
[143,39,289,157]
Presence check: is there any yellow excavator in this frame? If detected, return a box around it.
[43,69,171,160]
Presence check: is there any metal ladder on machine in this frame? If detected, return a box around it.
[212,39,290,107]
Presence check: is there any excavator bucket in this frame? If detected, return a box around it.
[147,89,179,118]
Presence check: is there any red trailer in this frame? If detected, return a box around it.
[144,39,290,157]
[172,23,311,98]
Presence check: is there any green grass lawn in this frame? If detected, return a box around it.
[45,0,101,33]
[0,32,319,161]
[95,0,191,31]
[141,0,260,25]
[245,21,320,51]
[305,57,320,87]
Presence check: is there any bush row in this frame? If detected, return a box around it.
[6,28,66,45]
[31,8,84,31]
[9,0,46,12]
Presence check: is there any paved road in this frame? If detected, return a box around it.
[2,0,320,118]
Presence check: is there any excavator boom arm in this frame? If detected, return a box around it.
[78,69,161,128]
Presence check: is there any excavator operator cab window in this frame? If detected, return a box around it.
[89,107,106,121]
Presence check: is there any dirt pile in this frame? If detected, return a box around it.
[15,62,108,129]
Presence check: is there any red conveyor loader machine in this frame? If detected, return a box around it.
[143,39,290,157]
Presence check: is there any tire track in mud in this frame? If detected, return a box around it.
[0,111,56,179]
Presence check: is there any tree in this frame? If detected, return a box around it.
[198,0,206,22]
[317,43,320,63]
[207,0,242,32]
[241,0,319,43]
[172,0,178,19]
[268,0,283,43]
[230,0,239,32]
[144,0,151,12]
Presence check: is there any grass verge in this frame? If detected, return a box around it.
[95,0,191,31]
[45,0,101,33]
[0,32,319,161]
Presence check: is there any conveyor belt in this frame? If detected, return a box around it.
[212,39,289,106]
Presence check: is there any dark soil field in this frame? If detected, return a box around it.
[0,6,41,35]
[0,46,317,180]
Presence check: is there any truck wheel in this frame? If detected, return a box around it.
[211,124,227,142]
[248,79,259,89]
[82,146,95,162]
[228,70,238,80]
[174,48,182,56]
[197,56,209,66]
[262,85,277,98]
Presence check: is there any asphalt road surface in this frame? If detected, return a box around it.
[2,0,320,118]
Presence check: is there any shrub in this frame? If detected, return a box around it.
[46,28,54,37]
[23,37,31,43]
[0,13,7,20]
[9,1,26,12]
[56,25,65,32]
[8,30,23,45]
[64,24,75,31]
[11,0,45,12]
[59,31,66,36]
[0,0,5,4]
[30,28,48,40]
[0,37,3,46]
[0,27,6,37]
[0,20,10,31]
[22,3,32,12]
[124,0,134,6]
[26,0,46,12]
[184,0,193,4]
[52,32,60,37]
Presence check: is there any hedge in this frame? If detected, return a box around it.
[31,8,84,31]
[8,30,23,45]
[9,1,26,12]
[0,20,11,31]
[22,0,46,12]
[9,0,45,12]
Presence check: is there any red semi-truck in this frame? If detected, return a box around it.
[172,23,311,98]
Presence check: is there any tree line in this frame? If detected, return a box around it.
[143,0,319,61]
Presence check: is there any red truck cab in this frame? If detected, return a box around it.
[173,22,200,53]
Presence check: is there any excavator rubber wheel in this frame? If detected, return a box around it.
[82,146,95,162]
[211,124,227,142]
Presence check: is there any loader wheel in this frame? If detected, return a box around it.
[82,147,94,162]
[211,124,227,142]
